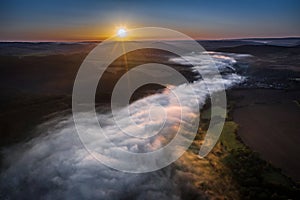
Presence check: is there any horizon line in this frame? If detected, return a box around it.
[1,36,300,43]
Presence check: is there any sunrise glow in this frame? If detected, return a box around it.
[117,28,127,38]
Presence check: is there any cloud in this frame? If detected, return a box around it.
[0,51,244,199]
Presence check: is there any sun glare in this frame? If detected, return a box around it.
[117,28,127,38]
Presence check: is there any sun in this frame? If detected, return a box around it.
[117,27,127,38]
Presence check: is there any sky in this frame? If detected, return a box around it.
[0,0,299,41]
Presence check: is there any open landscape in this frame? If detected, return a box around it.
[1,0,299,199]
[1,38,300,199]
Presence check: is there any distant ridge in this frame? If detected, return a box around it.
[216,44,300,56]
